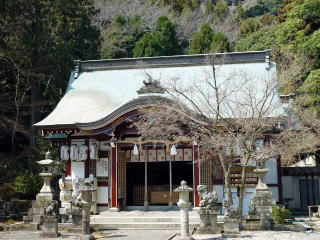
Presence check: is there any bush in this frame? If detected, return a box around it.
[13,174,43,200]
[239,18,260,37]
[0,183,16,201]
[214,0,229,20]
[272,206,291,224]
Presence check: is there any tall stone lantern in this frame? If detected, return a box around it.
[36,151,58,202]
[174,180,194,240]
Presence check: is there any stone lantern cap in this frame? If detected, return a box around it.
[37,151,58,166]
[80,180,95,193]
[174,180,193,192]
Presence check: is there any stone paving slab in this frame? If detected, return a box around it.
[192,231,320,240]
[0,230,319,240]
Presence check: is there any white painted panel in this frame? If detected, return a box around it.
[213,185,224,202]
[97,186,108,203]
[71,161,85,179]
[264,158,278,184]
[96,158,109,177]
[269,186,279,202]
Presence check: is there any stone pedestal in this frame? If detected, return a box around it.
[68,212,82,233]
[223,218,240,238]
[247,168,276,230]
[195,209,220,234]
[174,181,193,240]
[39,215,60,238]
[195,185,220,234]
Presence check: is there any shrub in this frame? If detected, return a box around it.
[13,173,43,200]
[214,0,229,20]
[272,206,291,224]
[0,183,16,201]
[239,18,260,37]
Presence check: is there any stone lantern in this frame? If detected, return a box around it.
[71,180,95,240]
[174,180,193,240]
[36,151,58,202]
[247,168,276,230]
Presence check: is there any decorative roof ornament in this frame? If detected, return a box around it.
[137,74,164,95]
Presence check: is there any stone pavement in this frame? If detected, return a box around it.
[0,230,319,240]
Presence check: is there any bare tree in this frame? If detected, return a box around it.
[132,56,285,215]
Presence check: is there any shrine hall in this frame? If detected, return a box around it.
[35,50,283,213]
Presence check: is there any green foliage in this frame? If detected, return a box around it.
[272,206,291,224]
[235,3,246,21]
[211,32,230,52]
[188,24,230,54]
[297,69,320,113]
[133,16,181,57]
[188,24,214,54]
[214,0,229,20]
[13,173,43,200]
[161,0,200,13]
[246,0,284,17]
[239,17,260,37]
[101,15,144,59]
[234,26,277,51]
[0,183,16,201]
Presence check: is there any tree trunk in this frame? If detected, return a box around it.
[30,81,39,147]
[238,165,247,216]
[224,166,232,203]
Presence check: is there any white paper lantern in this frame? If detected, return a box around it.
[70,144,79,160]
[60,145,69,160]
[90,143,98,160]
[79,144,88,161]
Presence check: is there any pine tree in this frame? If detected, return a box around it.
[188,24,214,54]
[211,32,230,53]
[132,16,181,57]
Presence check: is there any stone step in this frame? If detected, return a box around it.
[91,216,200,223]
[91,222,199,230]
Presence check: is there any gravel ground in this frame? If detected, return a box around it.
[0,230,319,240]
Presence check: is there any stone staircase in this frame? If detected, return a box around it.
[90,209,224,230]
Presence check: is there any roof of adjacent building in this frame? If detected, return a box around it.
[35,50,286,131]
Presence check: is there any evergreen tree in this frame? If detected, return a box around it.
[188,24,214,54]
[188,24,230,54]
[211,32,230,52]
[132,16,181,57]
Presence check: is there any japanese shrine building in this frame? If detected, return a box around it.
[35,50,283,213]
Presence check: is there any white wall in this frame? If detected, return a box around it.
[71,161,85,179]
[97,186,108,204]
[264,158,278,184]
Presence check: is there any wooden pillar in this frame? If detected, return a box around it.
[193,145,200,207]
[311,175,316,205]
[169,154,173,208]
[144,149,149,211]
[305,175,310,208]
[85,137,89,178]
[110,143,118,210]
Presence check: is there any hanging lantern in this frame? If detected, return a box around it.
[170,144,177,155]
[90,143,98,160]
[133,144,139,155]
[79,144,88,161]
[70,144,79,160]
[60,145,69,161]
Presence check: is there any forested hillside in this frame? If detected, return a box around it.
[0,0,319,199]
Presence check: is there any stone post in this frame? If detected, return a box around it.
[79,180,95,240]
[174,180,193,240]
[40,202,60,238]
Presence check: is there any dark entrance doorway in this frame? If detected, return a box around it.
[126,161,193,206]
[299,179,320,210]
